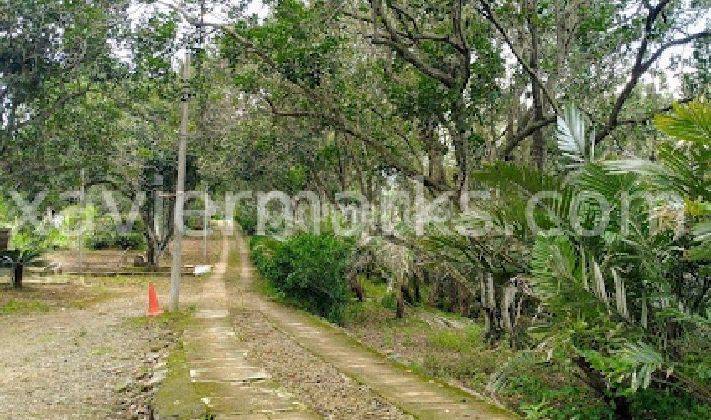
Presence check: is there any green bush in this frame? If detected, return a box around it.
[249,235,281,280]
[87,216,146,250]
[630,388,711,419]
[88,230,145,250]
[250,233,354,323]
[236,202,258,235]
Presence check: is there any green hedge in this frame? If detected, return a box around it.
[250,233,353,323]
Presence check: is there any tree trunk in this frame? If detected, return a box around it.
[480,272,504,341]
[0,228,10,251]
[396,284,405,318]
[613,396,632,420]
[413,274,422,303]
[13,263,23,289]
[424,119,445,186]
[141,220,160,270]
[350,275,365,302]
[146,238,158,268]
[527,0,546,170]
[140,199,173,271]
[573,356,632,420]
[402,282,414,304]
[451,102,470,206]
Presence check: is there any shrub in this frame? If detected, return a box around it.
[236,202,258,235]
[249,235,280,280]
[250,233,354,323]
[88,231,145,250]
[87,216,146,250]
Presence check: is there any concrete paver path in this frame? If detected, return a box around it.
[231,233,515,420]
[183,235,317,419]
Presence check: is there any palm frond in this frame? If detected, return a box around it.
[692,220,711,243]
[602,159,666,177]
[591,260,609,308]
[616,341,664,392]
[472,161,563,195]
[654,101,711,146]
[604,145,707,201]
[557,104,593,166]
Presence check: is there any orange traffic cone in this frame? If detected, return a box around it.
[147,282,163,317]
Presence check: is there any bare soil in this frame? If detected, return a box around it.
[0,277,190,418]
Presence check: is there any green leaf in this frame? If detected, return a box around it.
[557,104,593,166]
[654,102,711,146]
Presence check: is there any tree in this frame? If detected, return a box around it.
[479,0,710,159]
[0,249,41,289]
[0,0,125,176]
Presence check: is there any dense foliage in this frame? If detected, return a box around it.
[87,217,146,250]
[250,233,354,323]
[1,0,708,417]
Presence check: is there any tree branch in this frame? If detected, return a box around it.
[617,97,694,125]
[594,0,707,144]
[160,0,450,192]
[369,36,456,87]
[263,97,316,118]
[478,0,561,115]
[452,0,468,51]
[499,116,557,158]
[642,31,711,70]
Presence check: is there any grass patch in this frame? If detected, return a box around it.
[97,275,166,287]
[0,299,51,314]
[67,286,113,309]
[0,281,118,316]
[427,326,483,353]
[152,341,214,419]
[362,277,389,299]
[124,305,197,332]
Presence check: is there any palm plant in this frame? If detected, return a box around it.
[1,225,52,289]
[421,220,524,304]
[1,249,42,289]
[553,103,708,411]
[606,101,710,264]
[472,102,710,417]
[351,232,421,318]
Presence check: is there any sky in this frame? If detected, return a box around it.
[128,1,268,27]
[121,1,267,67]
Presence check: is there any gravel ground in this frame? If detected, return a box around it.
[231,308,413,420]
[0,289,174,419]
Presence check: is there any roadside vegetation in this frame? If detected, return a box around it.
[247,103,711,418]
[2,0,709,418]
[250,233,355,322]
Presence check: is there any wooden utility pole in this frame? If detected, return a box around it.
[79,168,85,274]
[202,189,208,262]
[169,53,191,311]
